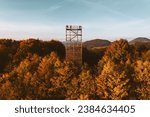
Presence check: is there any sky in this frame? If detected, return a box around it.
[0,0,150,41]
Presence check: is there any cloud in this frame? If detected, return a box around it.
[46,5,62,12]
[81,0,134,19]
[82,17,150,40]
[46,0,66,12]
[0,20,64,40]
[100,18,150,39]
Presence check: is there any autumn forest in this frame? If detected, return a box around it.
[0,39,150,100]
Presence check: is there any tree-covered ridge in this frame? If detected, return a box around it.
[0,39,149,100]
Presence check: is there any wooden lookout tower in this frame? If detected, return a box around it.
[65,25,82,64]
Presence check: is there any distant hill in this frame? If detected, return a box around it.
[129,37,150,44]
[83,39,111,49]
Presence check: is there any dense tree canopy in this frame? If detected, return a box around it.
[0,39,149,100]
